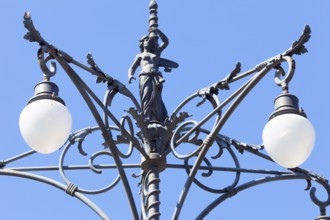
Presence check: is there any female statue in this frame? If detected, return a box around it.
[128,28,172,124]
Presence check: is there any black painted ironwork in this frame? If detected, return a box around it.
[0,1,329,220]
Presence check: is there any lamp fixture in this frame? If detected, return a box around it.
[263,93,315,168]
[0,1,329,220]
[19,81,72,154]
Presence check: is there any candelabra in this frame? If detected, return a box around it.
[0,1,329,220]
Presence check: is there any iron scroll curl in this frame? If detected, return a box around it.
[59,128,121,195]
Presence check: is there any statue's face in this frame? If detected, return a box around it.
[143,37,151,49]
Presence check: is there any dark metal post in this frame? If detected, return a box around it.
[141,152,166,220]
[146,170,161,220]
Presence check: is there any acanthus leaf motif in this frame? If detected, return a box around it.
[285,25,311,56]
[23,12,48,46]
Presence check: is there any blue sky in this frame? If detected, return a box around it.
[0,0,330,219]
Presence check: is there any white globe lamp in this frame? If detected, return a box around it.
[262,94,315,168]
[19,81,72,154]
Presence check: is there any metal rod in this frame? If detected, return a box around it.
[229,66,258,83]
[173,76,253,147]
[0,169,110,220]
[6,163,292,176]
[196,173,320,219]
[2,150,36,165]
[71,59,107,80]
[172,59,281,220]
[49,48,140,220]
[166,164,293,175]
[8,164,141,172]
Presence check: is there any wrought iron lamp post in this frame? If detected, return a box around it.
[0,1,329,219]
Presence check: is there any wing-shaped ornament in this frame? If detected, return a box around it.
[158,58,179,72]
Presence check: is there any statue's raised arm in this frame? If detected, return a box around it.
[150,28,169,56]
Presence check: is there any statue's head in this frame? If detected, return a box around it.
[139,34,158,52]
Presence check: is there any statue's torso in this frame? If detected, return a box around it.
[140,51,159,73]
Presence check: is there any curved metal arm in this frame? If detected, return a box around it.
[196,171,330,219]
[172,25,311,219]
[172,56,293,220]
[22,10,319,220]
[0,169,110,220]
[27,14,147,159]
[47,46,139,220]
[23,13,140,220]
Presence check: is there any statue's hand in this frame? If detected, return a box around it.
[129,76,136,84]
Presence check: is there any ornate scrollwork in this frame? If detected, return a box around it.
[89,150,113,174]
[273,55,296,92]
[170,120,203,159]
[16,7,329,220]
[37,46,57,80]
[310,183,330,215]
[59,127,121,195]
[169,77,223,160]
[196,169,330,219]
[291,168,330,215]
[180,130,241,194]
[72,127,93,156]
[23,12,57,81]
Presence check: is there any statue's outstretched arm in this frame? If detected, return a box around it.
[128,54,141,83]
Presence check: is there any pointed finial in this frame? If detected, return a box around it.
[149,0,158,9]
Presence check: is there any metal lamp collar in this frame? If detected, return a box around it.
[27,81,65,105]
[269,93,306,120]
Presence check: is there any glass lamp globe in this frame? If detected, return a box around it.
[262,113,315,168]
[19,81,72,154]
[262,93,315,168]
